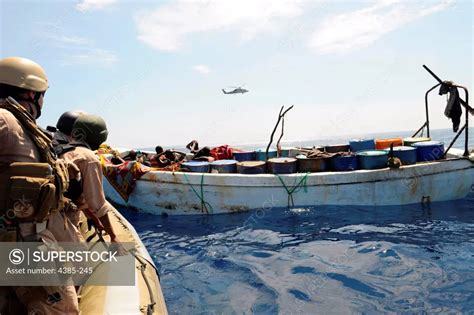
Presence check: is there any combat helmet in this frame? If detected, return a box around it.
[56,111,86,136]
[71,114,109,150]
[0,57,48,92]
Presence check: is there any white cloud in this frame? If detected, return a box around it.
[76,0,117,12]
[136,0,307,51]
[192,64,211,75]
[40,30,118,66]
[47,34,90,45]
[41,31,118,66]
[308,0,455,54]
[62,48,119,66]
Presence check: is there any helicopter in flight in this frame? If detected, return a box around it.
[222,84,249,95]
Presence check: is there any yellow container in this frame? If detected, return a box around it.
[403,137,431,146]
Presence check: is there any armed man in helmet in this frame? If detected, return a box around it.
[47,111,88,243]
[0,57,80,313]
[48,111,86,151]
[59,113,121,245]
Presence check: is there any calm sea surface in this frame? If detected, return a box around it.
[123,128,474,314]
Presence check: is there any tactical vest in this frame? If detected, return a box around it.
[54,142,90,202]
[0,97,70,229]
[54,142,88,157]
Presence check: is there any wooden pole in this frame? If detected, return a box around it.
[265,105,294,160]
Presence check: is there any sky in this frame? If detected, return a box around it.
[1,0,472,148]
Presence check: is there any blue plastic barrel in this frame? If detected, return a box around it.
[330,155,358,171]
[210,159,237,173]
[349,139,375,152]
[356,150,389,169]
[279,148,291,157]
[412,141,444,161]
[182,161,210,173]
[268,157,297,174]
[233,151,256,161]
[384,146,417,165]
[255,149,277,161]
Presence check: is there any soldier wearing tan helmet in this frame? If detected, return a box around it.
[0,57,80,314]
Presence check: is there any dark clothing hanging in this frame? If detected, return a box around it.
[443,86,462,132]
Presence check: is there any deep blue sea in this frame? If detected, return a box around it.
[122,128,474,314]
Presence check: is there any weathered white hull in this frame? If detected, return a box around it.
[104,151,474,215]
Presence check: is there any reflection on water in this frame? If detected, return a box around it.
[122,192,474,314]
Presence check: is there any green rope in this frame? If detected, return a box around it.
[276,173,309,207]
[183,173,213,214]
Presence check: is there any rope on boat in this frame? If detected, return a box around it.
[183,173,214,214]
[276,172,309,207]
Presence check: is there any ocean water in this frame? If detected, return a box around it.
[122,128,474,314]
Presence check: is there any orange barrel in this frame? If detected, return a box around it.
[375,138,403,150]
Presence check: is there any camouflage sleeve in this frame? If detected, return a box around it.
[81,158,112,218]
[0,111,12,154]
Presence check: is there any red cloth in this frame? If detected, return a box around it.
[210,145,233,160]
[100,155,150,202]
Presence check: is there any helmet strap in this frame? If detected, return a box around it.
[14,92,43,119]
[33,92,43,119]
